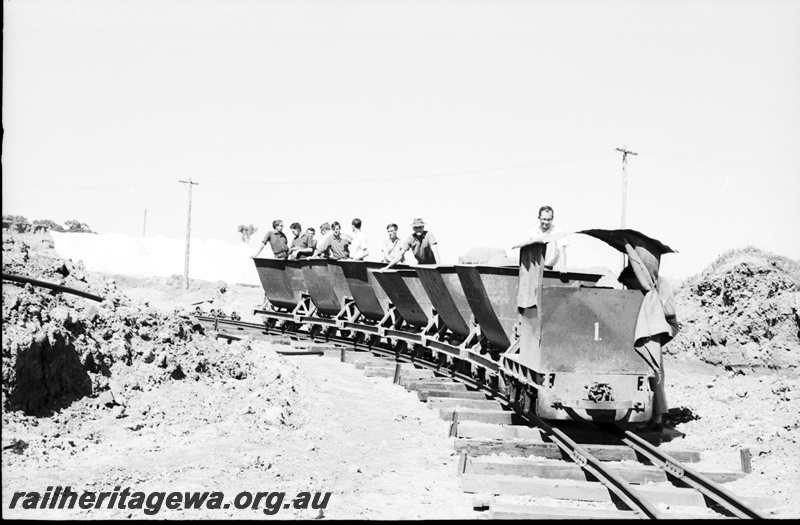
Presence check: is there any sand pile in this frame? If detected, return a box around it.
[668,247,800,373]
[458,246,516,266]
[50,232,260,286]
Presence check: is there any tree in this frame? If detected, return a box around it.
[238,224,257,243]
[2,214,29,225]
[32,219,66,232]
[64,220,95,233]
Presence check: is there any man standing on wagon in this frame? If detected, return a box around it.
[251,219,289,309]
[381,223,405,264]
[531,205,569,270]
[251,220,289,260]
[349,218,369,261]
[385,218,440,268]
[288,222,314,260]
[317,221,352,260]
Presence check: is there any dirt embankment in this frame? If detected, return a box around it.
[2,234,271,416]
[2,232,473,520]
[667,247,800,373]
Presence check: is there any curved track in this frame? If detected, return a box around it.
[199,313,769,520]
[0,270,769,519]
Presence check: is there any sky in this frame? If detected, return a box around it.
[4,0,800,281]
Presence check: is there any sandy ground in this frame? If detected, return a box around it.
[111,280,800,519]
[3,232,798,519]
[3,334,476,520]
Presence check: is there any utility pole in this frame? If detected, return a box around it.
[143,209,147,237]
[616,145,637,229]
[178,178,199,290]
[616,145,637,271]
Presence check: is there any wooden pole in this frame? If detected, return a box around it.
[616,145,637,228]
[616,146,637,271]
[179,178,199,290]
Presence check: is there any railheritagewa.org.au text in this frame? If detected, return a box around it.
[9,486,332,516]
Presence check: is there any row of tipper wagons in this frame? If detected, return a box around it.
[252,257,656,424]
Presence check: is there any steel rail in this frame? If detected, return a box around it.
[607,425,768,519]
[197,315,459,379]
[250,310,501,389]
[200,314,765,520]
[2,272,105,302]
[489,399,661,519]
[200,315,660,518]
[230,316,488,386]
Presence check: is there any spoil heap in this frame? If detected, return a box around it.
[667,247,800,373]
[1,233,297,416]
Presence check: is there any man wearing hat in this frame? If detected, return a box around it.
[385,218,440,268]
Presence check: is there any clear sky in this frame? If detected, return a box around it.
[4,0,799,280]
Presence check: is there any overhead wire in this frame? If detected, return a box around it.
[10,181,175,189]
[638,151,799,173]
[6,150,797,192]
[195,151,614,185]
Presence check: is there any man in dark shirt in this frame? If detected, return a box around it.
[252,220,289,259]
[305,227,317,253]
[251,219,288,310]
[288,222,314,260]
[316,221,352,260]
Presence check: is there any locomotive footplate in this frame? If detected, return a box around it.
[550,399,635,410]
[535,371,652,423]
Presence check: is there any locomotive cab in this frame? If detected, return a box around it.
[504,285,656,423]
[502,228,675,424]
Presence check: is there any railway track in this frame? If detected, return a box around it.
[198,313,772,520]
[1,271,774,518]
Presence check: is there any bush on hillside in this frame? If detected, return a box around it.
[64,220,96,234]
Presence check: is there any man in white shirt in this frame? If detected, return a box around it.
[531,205,569,269]
[349,218,369,261]
[381,223,405,264]
[312,222,332,258]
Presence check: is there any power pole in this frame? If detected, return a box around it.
[616,145,637,229]
[143,208,148,237]
[178,178,199,290]
[616,145,637,271]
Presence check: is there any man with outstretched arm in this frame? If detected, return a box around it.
[252,220,289,260]
[530,205,569,270]
[251,219,289,309]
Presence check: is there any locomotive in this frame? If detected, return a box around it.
[252,228,676,425]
